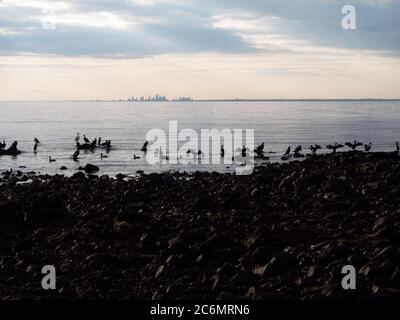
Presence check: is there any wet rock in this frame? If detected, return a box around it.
[80,164,99,174]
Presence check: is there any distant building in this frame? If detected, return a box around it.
[126,94,193,102]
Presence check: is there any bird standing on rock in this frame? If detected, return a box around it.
[326,142,344,153]
[309,144,321,155]
[364,143,372,152]
[345,140,363,150]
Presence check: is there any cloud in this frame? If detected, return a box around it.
[0,0,399,57]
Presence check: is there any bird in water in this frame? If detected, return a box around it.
[141,140,149,152]
[345,140,363,150]
[100,153,108,159]
[281,146,291,161]
[49,156,56,162]
[326,142,344,153]
[364,143,372,152]
[255,142,265,154]
[72,149,79,161]
[293,145,304,158]
[34,137,40,144]
[309,144,322,155]
[284,146,291,157]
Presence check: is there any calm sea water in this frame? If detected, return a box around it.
[0,101,399,176]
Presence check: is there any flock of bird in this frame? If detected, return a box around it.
[3,135,400,166]
[280,140,375,161]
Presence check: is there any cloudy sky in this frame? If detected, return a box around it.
[0,0,399,100]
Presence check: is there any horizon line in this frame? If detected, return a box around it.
[1,98,400,102]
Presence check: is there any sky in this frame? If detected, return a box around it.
[0,0,399,100]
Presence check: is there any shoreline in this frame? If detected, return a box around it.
[1,151,400,299]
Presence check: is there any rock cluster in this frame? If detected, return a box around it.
[1,151,400,299]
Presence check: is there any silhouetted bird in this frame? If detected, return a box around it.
[141,140,148,152]
[255,142,265,153]
[133,154,140,160]
[34,137,40,144]
[345,140,363,150]
[284,146,291,157]
[294,145,302,154]
[327,143,344,153]
[364,143,372,152]
[73,149,79,161]
[49,156,56,163]
[83,135,90,144]
[309,144,322,155]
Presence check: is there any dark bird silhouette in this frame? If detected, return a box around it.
[73,149,79,161]
[133,154,140,160]
[326,142,344,153]
[284,146,291,156]
[141,140,148,152]
[364,143,372,152]
[309,144,322,155]
[49,156,56,163]
[34,137,40,144]
[294,145,302,154]
[83,135,90,144]
[345,140,363,150]
[255,142,265,153]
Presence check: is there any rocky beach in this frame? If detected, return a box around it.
[1,151,400,300]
